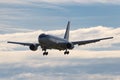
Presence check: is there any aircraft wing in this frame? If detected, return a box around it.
[7,41,39,46]
[72,37,113,46]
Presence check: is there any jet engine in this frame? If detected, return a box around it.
[66,43,74,49]
[29,44,38,51]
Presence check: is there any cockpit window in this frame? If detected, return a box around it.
[39,34,47,38]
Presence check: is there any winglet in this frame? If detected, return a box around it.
[64,21,70,41]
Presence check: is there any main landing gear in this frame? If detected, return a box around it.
[42,49,48,56]
[43,51,48,56]
[42,49,70,56]
[64,50,69,55]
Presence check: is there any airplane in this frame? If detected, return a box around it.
[8,21,113,56]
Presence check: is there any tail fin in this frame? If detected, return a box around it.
[64,21,70,41]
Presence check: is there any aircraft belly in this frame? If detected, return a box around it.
[39,38,66,50]
[47,41,65,50]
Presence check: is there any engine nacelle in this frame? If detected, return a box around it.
[66,43,74,49]
[29,44,38,51]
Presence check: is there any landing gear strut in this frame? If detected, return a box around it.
[64,50,69,55]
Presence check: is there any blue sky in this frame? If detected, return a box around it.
[0,0,120,80]
[0,0,120,30]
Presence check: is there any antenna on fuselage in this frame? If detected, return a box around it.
[64,21,70,41]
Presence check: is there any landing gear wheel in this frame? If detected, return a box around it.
[64,51,69,55]
[46,52,48,55]
[43,52,48,56]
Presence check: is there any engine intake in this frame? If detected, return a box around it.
[66,43,74,49]
[29,44,38,51]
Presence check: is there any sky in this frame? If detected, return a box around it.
[0,0,120,80]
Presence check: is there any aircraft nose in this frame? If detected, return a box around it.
[39,33,46,39]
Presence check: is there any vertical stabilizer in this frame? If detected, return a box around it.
[64,21,70,41]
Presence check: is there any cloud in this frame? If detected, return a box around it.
[0,1,120,79]
[0,26,120,80]
[0,0,28,4]
[0,26,119,59]
[8,73,120,80]
[0,24,33,34]
[0,0,120,5]
[34,0,120,5]
[0,26,120,70]
[0,26,119,51]
[0,50,120,64]
[0,54,120,80]
[0,8,34,23]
